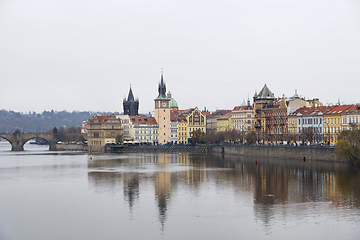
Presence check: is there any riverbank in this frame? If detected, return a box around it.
[103,143,339,162]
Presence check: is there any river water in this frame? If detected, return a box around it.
[0,142,360,240]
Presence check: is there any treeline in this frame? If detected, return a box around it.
[0,109,115,133]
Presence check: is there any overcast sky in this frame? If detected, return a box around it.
[1,0,359,114]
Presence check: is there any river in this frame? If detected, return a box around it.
[0,142,360,240]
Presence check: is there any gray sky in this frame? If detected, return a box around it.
[1,0,360,114]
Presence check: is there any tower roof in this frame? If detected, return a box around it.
[155,69,169,100]
[127,85,135,102]
[256,84,276,99]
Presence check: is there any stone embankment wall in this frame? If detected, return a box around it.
[55,144,87,151]
[105,144,211,154]
[96,143,339,163]
[211,145,338,162]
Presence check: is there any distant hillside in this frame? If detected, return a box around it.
[0,110,116,133]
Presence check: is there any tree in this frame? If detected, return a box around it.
[245,131,257,144]
[191,129,205,144]
[336,129,360,166]
[76,135,86,143]
[64,134,73,142]
[115,134,123,144]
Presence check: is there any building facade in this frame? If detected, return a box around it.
[217,112,232,132]
[170,120,178,144]
[130,116,158,144]
[232,98,254,134]
[341,105,360,131]
[324,105,356,145]
[115,115,134,141]
[87,114,122,149]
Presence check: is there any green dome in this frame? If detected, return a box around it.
[170,98,178,108]
[240,99,247,106]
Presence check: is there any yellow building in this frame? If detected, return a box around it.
[173,107,207,144]
[177,119,188,144]
[324,105,356,145]
[87,114,122,150]
[217,112,232,132]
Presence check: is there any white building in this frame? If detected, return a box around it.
[130,116,159,144]
[115,115,134,141]
[170,120,178,144]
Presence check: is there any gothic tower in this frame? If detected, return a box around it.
[123,85,139,116]
[154,70,170,144]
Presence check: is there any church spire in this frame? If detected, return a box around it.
[157,69,167,99]
[127,84,135,102]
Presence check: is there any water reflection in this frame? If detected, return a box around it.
[87,153,360,231]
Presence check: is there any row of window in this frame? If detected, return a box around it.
[342,117,359,124]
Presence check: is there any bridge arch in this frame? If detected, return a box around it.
[22,137,50,150]
[0,131,57,151]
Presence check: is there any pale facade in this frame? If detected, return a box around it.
[170,121,178,144]
[232,103,254,133]
[115,115,134,141]
[130,116,158,144]
[87,114,122,147]
[341,107,360,131]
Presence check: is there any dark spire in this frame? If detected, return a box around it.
[157,69,167,99]
[127,84,135,102]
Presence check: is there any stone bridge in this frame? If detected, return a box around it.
[0,130,57,151]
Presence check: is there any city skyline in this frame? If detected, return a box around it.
[1,0,360,113]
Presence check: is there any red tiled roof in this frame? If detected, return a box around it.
[130,116,157,125]
[89,115,111,124]
[202,111,211,117]
[290,106,333,116]
[218,112,232,120]
[324,105,356,115]
[233,106,253,111]
[209,109,231,116]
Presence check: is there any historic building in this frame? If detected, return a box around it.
[217,112,232,132]
[188,107,207,138]
[341,105,360,131]
[87,114,122,150]
[171,108,207,144]
[293,106,332,144]
[324,105,356,145]
[232,97,254,134]
[206,110,231,135]
[130,116,158,144]
[154,70,171,144]
[123,85,139,116]
[170,120,178,144]
[115,115,134,141]
[253,84,277,135]
[261,95,288,142]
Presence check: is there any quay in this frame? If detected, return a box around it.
[104,144,339,163]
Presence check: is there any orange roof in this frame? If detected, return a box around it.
[290,106,333,116]
[233,106,253,111]
[202,111,211,117]
[324,105,356,115]
[218,112,232,120]
[89,115,111,124]
[130,116,157,125]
